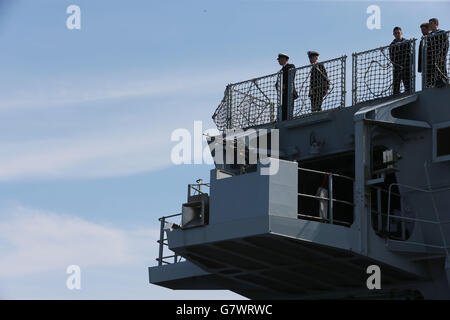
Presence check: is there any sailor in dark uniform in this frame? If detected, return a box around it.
[418,23,430,74]
[308,51,329,113]
[428,18,449,87]
[275,53,298,121]
[389,27,412,94]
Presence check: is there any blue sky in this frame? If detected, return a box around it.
[0,0,449,299]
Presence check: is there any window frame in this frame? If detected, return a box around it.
[432,121,450,163]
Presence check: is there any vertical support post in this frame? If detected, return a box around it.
[411,39,416,93]
[401,215,406,240]
[342,56,347,108]
[352,53,357,105]
[328,173,334,225]
[277,72,283,123]
[247,99,251,127]
[354,119,371,255]
[377,188,382,232]
[387,184,392,234]
[226,85,232,129]
[270,102,275,122]
[158,217,165,266]
[286,68,294,121]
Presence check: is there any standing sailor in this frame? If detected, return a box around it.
[428,18,448,87]
[308,51,329,113]
[275,53,298,121]
[418,22,430,74]
[389,27,412,94]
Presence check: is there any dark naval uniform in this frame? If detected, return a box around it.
[428,29,449,87]
[419,36,433,87]
[418,37,425,73]
[275,63,298,121]
[389,38,412,94]
[309,63,329,112]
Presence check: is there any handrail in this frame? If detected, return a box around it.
[297,213,352,227]
[298,167,354,181]
[387,183,450,232]
[187,182,210,198]
[373,209,450,225]
[228,70,281,87]
[158,213,182,221]
[297,167,354,226]
[298,192,354,207]
[157,181,211,266]
[385,183,450,256]
[157,213,182,266]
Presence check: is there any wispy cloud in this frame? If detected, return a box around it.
[0,126,174,181]
[0,64,275,181]
[0,204,160,278]
[0,204,245,299]
[0,65,275,111]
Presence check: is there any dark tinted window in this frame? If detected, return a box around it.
[437,127,450,157]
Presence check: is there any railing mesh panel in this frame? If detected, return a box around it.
[422,31,449,88]
[212,72,281,131]
[352,39,416,105]
[292,56,346,118]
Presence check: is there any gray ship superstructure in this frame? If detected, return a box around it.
[149,33,450,299]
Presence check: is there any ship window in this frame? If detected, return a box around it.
[436,127,450,157]
[297,152,355,227]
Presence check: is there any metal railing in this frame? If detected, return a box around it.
[297,167,354,227]
[292,56,347,118]
[352,39,416,105]
[187,182,210,198]
[212,72,281,131]
[385,183,450,259]
[212,56,347,131]
[211,34,449,131]
[421,31,449,89]
[157,213,182,266]
[156,181,210,266]
[369,185,403,236]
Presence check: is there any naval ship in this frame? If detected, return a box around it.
[149,33,450,299]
